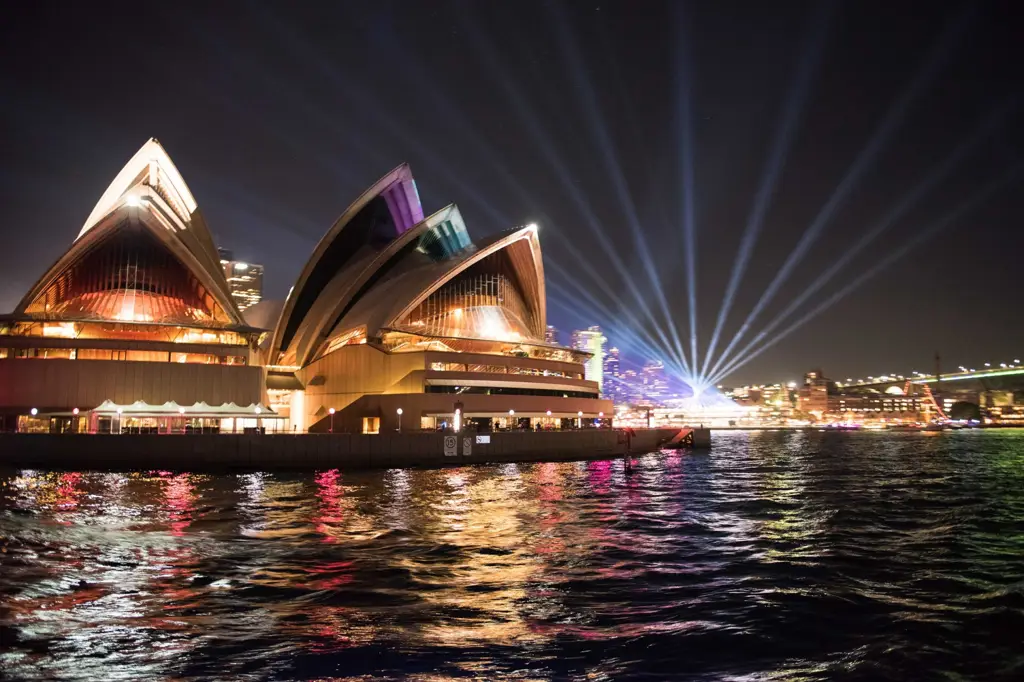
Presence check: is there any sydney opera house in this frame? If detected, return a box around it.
[0,139,611,433]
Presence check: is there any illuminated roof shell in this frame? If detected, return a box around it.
[15,139,245,328]
[328,224,546,347]
[270,164,423,360]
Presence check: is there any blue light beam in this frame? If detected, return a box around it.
[710,161,1024,383]
[706,9,973,381]
[706,98,1020,377]
[700,0,835,379]
[549,2,691,371]
[673,2,700,375]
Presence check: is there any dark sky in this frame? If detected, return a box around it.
[2,0,1022,386]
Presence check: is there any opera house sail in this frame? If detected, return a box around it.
[2,145,611,435]
[265,164,612,433]
[0,139,268,433]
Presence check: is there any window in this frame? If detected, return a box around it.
[127,350,170,362]
[429,362,468,372]
[172,352,218,364]
[468,364,506,374]
[77,348,113,360]
[219,355,247,365]
[362,417,380,434]
[0,348,7,359]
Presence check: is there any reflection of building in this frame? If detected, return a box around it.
[571,326,606,393]
[0,139,265,432]
[264,164,611,433]
[217,248,264,312]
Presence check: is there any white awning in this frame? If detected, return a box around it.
[87,400,281,418]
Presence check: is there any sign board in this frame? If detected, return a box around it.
[475,435,491,444]
[443,435,457,457]
[462,436,473,456]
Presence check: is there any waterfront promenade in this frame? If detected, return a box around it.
[0,427,703,471]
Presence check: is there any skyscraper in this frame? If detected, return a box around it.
[571,326,607,393]
[642,360,668,406]
[544,325,560,345]
[604,346,621,401]
[218,248,264,312]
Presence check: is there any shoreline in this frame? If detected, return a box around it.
[0,428,707,472]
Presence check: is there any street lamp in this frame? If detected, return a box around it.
[30,407,38,416]
[396,407,403,432]
[577,410,583,429]
[328,407,335,433]
[179,406,186,434]
[509,409,515,430]
[116,407,123,434]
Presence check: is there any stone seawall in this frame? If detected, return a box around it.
[0,428,709,471]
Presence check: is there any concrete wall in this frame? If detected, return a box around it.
[0,427,699,471]
[0,359,265,412]
[296,343,603,432]
[318,392,615,433]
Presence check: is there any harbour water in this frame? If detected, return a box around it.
[2,430,1023,680]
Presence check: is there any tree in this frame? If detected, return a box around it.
[948,401,981,421]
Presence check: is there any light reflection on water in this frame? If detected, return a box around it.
[2,431,1024,680]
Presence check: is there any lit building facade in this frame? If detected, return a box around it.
[264,164,611,433]
[798,369,829,418]
[544,325,560,345]
[571,326,606,394]
[603,346,621,402]
[642,360,669,406]
[217,248,264,311]
[0,139,266,432]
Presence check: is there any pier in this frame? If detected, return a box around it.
[0,427,710,472]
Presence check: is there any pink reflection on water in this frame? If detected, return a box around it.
[160,473,196,537]
[587,459,613,495]
[314,469,344,542]
[54,472,84,521]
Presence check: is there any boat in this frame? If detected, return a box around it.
[888,423,922,431]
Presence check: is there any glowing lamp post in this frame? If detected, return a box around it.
[30,407,38,416]
[509,409,515,430]
[116,407,123,434]
[577,410,583,429]
[255,406,262,434]
[454,407,462,433]
[179,406,186,434]
[396,407,403,432]
[328,407,335,433]
[598,411,604,428]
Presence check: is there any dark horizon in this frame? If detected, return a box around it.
[2,0,1022,385]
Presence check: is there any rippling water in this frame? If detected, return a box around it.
[2,430,1024,680]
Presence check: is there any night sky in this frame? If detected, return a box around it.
[2,0,1022,386]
